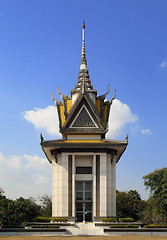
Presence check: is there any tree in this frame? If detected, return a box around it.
[116,190,146,220]
[143,167,167,223]
[0,192,10,225]
[143,167,167,213]
[38,194,52,217]
[13,197,40,223]
[0,188,4,196]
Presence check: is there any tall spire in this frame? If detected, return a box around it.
[71,20,97,97]
[80,20,87,70]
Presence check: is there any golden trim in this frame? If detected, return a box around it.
[60,105,65,126]
[96,100,101,113]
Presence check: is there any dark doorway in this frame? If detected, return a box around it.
[75,181,92,222]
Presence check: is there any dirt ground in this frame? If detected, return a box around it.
[0,236,167,240]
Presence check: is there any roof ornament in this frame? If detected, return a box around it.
[97,84,110,100]
[106,83,110,96]
[109,89,116,104]
[125,133,129,143]
[40,133,44,143]
[57,84,70,100]
[51,90,62,105]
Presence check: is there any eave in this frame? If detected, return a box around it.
[41,139,128,164]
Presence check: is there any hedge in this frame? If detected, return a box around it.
[52,217,68,223]
[2,225,24,228]
[110,224,139,228]
[101,218,117,223]
[118,218,134,222]
[144,224,167,228]
[31,225,59,228]
[34,216,51,223]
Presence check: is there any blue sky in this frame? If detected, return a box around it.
[0,0,167,200]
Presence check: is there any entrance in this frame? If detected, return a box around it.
[75,181,92,222]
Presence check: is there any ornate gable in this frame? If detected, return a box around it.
[60,93,106,135]
[70,105,97,128]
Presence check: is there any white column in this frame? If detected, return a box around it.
[57,154,62,216]
[52,157,57,217]
[93,154,96,217]
[107,154,111,216]
[61,153,68,216]
[111,155,116,216]
[72,154,75,217]
[99,153,107,217]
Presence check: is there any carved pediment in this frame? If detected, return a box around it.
[70,105,98,128]
[60,93,106,134]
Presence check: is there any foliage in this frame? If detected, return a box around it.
[119,218,134,222]
[140,201,167,225]
[1,224,24,228]
[143,168,167,224]
[13,197,40,223]
[34,216,51,222]
[0,188,5,196]
[144,224,167,228]
[31,224,59,228]
[143,168,167,214]
[109,224,139,228]
[0,191,40,225]
[101,218,117,223]
[116,190,147,221]
[38,194,52,217]
[52,217,68,223]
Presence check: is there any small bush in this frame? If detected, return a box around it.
[110,224,138,228]
[52,217,68,223]
[31,224,59,228]
[144,224,167,229]
[119,218,134,222]
[101,218,117,223]
[34,216,51,223]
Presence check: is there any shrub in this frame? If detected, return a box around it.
[31,224,59,228]
[110,224,138,228]
[119,218,134,222]
[52,217,68,223]
[101,218,117,223]
[144,224,167,228]
[2,224,24,228]
[34,216,51,222]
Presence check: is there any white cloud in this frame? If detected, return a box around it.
[141,129,151,135]
[23,154,50,173]
[159,61,167,68]
[0,152,51,200]
[34,174,50,185]
[24,106,60,136]
[24,100,138,139]
[107,99,138,138]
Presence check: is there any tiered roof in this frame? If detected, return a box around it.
[52,20,116,138]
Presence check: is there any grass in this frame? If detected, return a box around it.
[0,236,167,240]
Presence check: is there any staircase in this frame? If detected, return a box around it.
[66,223,103,235]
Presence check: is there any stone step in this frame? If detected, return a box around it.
[66,223,103,235]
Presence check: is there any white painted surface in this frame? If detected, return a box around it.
[61,153,68,216]
[93,154,96,217]
[110,155,116,216]
[99,153,107,216]
[72,154,75,217]
[72,93,79,104]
